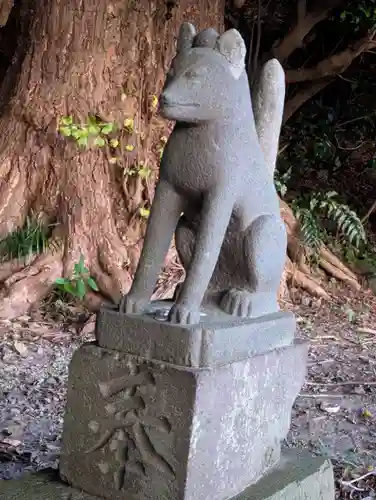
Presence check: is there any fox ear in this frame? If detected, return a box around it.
[214,29,246,79]
[193,28,219,49]
[177,22,197,53]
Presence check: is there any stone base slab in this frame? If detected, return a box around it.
[96,303,296,368]
[0,451,335,500]
[59,341,308,500]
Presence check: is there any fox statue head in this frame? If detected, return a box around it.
[159,23,247,123]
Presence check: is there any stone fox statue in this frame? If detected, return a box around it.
[120,23,287,325]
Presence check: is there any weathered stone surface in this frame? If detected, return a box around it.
[119,24,287,326]
[59,341,308,500]
[96,304,296,368]
[0,451,335,500]
[234,450,335,500]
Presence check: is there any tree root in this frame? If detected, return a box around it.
[286,257,330,300]
[65,233,132,304]
[0,226,133,319]
[0,251,63,319]
[285,240,362,299]
[319,247,358,281]
[0,255,34,282]
[319,259,360,291]
[280,199,362,299]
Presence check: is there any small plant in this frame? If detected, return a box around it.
[339,2,376,31]
[342,305,358,323]
[0,216,52,262]
[292,191,366,253]
[292,205,323,254]
[274,167,292,198]
[344,245,376,276]
[137,162,152,180]
[58,115,116,148]
[55,254,98,300]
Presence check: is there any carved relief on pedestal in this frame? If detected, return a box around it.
[85,361,174,491]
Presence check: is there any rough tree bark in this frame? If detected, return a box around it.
[0,0,224,318]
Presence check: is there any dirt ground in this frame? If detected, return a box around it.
[0,290,376,499]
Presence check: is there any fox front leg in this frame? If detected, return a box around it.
[119,180,184,315]
[168,189,234,325]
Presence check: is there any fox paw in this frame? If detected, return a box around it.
[168,303,201,325]
[119,294,149,315]
[220,288,253,318]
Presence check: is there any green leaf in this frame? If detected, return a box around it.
[87,115,98,126]
[326,191,338,198]
[76,279,86,300]
[138,167,151,179]
[60,115,73,126]
[63,282,77,297]
[55,277,67,285]
[59,127,72,137]
[71,129,83,139]
[77,136,88,147]
[101,123,114,135]
[94,136,106,147]
[87,277,99,292]
[77,254,86,274]
[88,124,100,135]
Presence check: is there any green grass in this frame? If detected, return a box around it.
[0,216,52,262]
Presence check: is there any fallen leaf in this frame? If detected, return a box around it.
[320,402,341,414]
[1,438,22,447]
[13,341,28,357]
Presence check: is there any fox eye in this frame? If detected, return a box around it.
[185,68,206,79]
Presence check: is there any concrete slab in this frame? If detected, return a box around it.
[235,450,335,500]
[0,469,96,500]
[0,451,335,500]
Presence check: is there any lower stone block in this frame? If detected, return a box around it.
[0,469,96,500]
[0,451,335,500]
[59,341,308,500]
[235,450,335,500]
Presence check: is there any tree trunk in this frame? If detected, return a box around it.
[0,0,224,318]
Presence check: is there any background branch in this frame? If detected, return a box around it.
[283,79,333,123]
[0,0,12,26]
[286,32,376,83]
[272,0,344,63]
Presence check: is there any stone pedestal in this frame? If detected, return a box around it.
[0,304,336,500]
[58,305,309,500]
